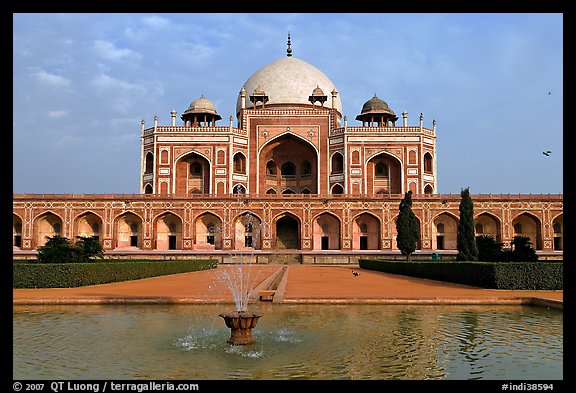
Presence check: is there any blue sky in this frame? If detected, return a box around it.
[13,13,563,195]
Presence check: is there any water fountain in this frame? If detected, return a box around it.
[218,205,264,345]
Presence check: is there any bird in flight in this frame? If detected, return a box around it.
[543,151,552,156]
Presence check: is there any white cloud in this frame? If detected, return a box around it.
[142,15,170,29]
[93,40,142,62]
[48,110,67,118]
[31,68,71,88]
[90,73,145,94]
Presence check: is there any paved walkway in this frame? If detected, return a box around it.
[13,264,563,308]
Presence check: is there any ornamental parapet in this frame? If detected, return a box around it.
[143,126,247,135]
[330,126,435,137]
[12,193,563,202]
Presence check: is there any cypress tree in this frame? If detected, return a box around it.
[396,191,419,261]
[457,187,479,261]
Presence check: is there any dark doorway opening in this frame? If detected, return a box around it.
[168,235,177,250]
[276,216,300,249]
[321,236,329,250]
[130,236,138,247]
[360,236,368,250]
[436,235,445,250]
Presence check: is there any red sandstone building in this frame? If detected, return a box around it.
[13,38,563,262]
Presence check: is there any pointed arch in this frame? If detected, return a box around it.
[474,211,502,243]
[33,211,64,248]
[352,211,381,250]
[113,211,143,249]
[273,212,301,250]
[74,211,104,244]
[511,212,542,250]
[13,213,23,249]
[153,211,183,250]
[313,211,341,250]
[193,212,222,250]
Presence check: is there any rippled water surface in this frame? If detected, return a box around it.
[13,304,562,380]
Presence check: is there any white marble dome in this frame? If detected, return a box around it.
[236,56,342,116]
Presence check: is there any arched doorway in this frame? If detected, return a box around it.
[194,213,222,250]
[155,212,182,250]
[474,213,501,243]
[352,213,380,250]
[115,212,143,249]
[34,212,63,248]
[512,213,542,250]
[275,214,300,250]
[313,213,340,250]
[175,152,211,194]
[432,213,458,250]
[366,152,402,194]
[13,214,23,249]
[74,212,103,243]
[259,134,318,194]
[552,214,563,251]
[233,212,262,250]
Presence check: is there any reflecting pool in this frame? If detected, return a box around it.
[13,304,562,380]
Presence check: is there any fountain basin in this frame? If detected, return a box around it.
[219,311,262,345]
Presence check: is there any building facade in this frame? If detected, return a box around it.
[13,40,563,259]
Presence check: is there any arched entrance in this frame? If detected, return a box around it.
[512,212,542,250]
[352,213,380,250]
[194,213,222,250]
[552,214,563,251]
[34,212,63,248]
[114,212,143,249]
[313,213,340,250]
[275,214,300,250]
[233,212,262,250]
[13,214,23,249]
[74,212,103,243]
[474,212,501,243]
[259,134,318,194]
[432,213,458,250]
[174,152,211,194]
[155,212,183,250]
[366,152,402,194]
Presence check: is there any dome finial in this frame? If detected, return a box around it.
[287,32,292,57]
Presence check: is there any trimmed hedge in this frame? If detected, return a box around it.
[358,259,563,290]
[13,259,218,289]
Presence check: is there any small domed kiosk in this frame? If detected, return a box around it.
[356,95,398,127]
[181,96,222,127]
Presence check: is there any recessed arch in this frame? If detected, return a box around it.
[352,211,381,250]
[273,212,301,250]
[365,151,403,195]
[114,211,143,249]
[552,213,563,250]
[145,151,154,173]
[13,213,23,249]
[193,212,222,250]
[153,211,183,250]
[511,212,542,250]
[432,212,458,250]
[33,211,64,248]
[313,212,341,250]
[173,151,212,194]
[331,184,344,194]
[233,211,263,250]
[233,151,247,174]
[258,132,319,194]
[474,212,502,243]
[144,183,153,194]
[330,151,344,174]
[74,211,104,244]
